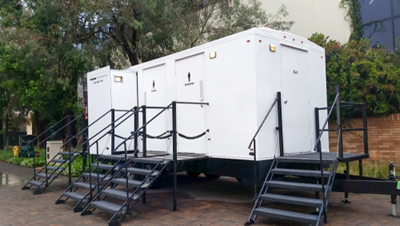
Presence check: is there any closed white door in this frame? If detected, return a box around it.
[175,54,207,154]
[281,45,311,155]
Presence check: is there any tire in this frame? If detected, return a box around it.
[205,174,220,180]
[186,171,201,177]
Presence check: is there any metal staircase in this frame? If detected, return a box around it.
[22,115,83,195]
[80,156,169,226]
[55,155,127,212]
[22,150,81,194]
[246,157,338,225]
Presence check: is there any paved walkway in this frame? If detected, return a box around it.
[0,161,399,225]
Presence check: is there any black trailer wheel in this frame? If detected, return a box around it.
[205,174,220,180]
[186,171,201,177]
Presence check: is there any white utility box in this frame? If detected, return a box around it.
[46,141,63,163]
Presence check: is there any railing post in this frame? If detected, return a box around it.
[124,141,129,209]
[68,115,72,186]
[142,106,147,158]
[111,109,115,155]
[82,113,87,172]
[96,142,99,199]
[253,140,257,200]
[362,103,369,155]
[134,107,139,158]
[44,142,48,187]
[142,105,147,204]
[172,101,178,211]
[335,85,343,159]
[277,92,284,156]
[314,108,322,152]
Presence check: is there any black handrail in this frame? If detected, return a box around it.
[313,92,340,223]
[247,96,279,200]
[61,109,112,148]
[248,98,278,149]
[23,115,73,147]
[79,107,142,153]
[113,104,172,151]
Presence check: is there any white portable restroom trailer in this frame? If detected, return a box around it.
[121,27,329,182]
[86,66,137,156]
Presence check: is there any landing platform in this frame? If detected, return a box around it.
[278,152,369,163]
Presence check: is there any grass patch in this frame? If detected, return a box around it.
[0,148,46,167]
[336,161,390,179]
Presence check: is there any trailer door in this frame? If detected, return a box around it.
[142,64,169,152]
[175,53,207,154]
[281,45,312,155]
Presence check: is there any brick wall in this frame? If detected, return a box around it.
[328,113,400,163]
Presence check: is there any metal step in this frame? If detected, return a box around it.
[28,180,43,187]
[81,173,111,181]
[259,194,323,207]
[112,178,150,188]
[44,166,63,171]
[267,181,323,192]
[101,189,139,201]
[271,168,330,177]
[36,173,55,179]
[99,155,124,161]
[63,192,87,201]
[90,200,126,214]
[276,157,332,164]
[73,182,96,190]
[130,157,163,165]
[254,207,318,224]
[58,152,79,156]
[121,167,159,176]
[51,159,69,164]
[90,163,115,170]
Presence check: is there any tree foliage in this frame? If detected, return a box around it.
[0,0,294,146]
[309,33,400,117]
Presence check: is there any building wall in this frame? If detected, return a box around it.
[328,113,400,163]
[257,0,352,43]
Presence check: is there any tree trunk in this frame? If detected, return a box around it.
[0,117,3,150]
[34,110,47,148]
[5,113,9,151]
[64,110,77,147]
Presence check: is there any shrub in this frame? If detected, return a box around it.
[309,33,400,117]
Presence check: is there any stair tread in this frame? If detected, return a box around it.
[276,157,332,164]
[271,168,330,177]
[51,159,69,163]
[121,167,159,176]
[90,163,115,170]
[81,173,111,180]
[112,178,150,188]
[58,152,79,156]
[36,173,55,179]
[63,192,87,201]
[44,166,64,171]
[99,155,125,161]
[73,182,96,190]
[254,207,318,224]
[267,181,323,192]
[28,180,43,187]
[90,200,125,214]
[101,189,139,201]
[130,157,163,164]
[260,194,323,207]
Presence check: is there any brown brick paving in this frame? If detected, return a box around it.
[1,161,400,225]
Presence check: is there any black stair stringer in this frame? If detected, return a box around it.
[246,156,338,226]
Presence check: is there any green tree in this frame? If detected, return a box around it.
[309,33,400,116]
